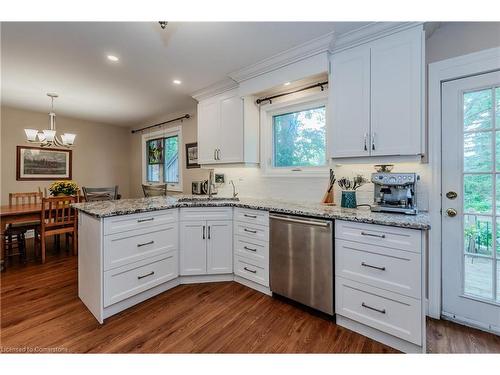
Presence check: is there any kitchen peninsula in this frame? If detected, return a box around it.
[73,196,429,353]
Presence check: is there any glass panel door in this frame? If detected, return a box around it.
[462,87,498,302]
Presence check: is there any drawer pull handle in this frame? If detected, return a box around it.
[137,240,154,247]
[244,266,257,274]
[244,214,257,219]
[137,271,155,280]
[361,231,386,239]
[137,217,154,223]
[361,302,386,314]
[202,225,205,240]
[244,228,257,234]
[361,262,386,271]
[243,246,257,252]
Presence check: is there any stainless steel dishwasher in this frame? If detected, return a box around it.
[269,213,334,315]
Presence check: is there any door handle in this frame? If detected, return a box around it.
[137,217,154,223]
[446,208,458,217]
[244,214,257,219]
[244,266,257,274]
[361,262,386,271]
[208,225,211,239]
[217,149,221,160]
[243,228,257,234]
[364,133,368,151]
[202,225,205,239]
[243,246,257,252]
[361,231,386,239]
[371,133,376,151]
[361,302,386,314]
[137,271,155,280]
[214,149,217,160]
[137,240,154,247]
[446,191,458,200]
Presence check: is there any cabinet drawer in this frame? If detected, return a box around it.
[234,222,269,242]
[104,209,178,235]
[180,207,233,221]
[104,253,178,307]
[104,223,178,271]
[335,277,422,345]
[234,208,269,227]
[234,236,268,266]
[335,239,421,298]
[234,255,269,287]
[335,220,421,253]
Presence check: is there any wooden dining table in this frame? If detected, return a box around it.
[0,198,83,264]
[0,203,44,263]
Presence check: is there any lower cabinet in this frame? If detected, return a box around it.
[334,220,426,353]
[180,209,233,276]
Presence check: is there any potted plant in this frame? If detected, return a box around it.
[48,180,79,197]
[337,175,368,208]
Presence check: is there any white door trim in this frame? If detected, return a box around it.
[428,46,500,319]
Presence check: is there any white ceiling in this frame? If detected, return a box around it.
[1,22,368,126]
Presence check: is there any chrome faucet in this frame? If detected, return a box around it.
[230,180,238,198]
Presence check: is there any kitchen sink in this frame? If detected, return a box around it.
[177,197,240,202]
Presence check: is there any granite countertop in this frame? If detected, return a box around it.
[72,195,430,230]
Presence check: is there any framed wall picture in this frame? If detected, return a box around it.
[185,142,200,169]
[16,146,72,181]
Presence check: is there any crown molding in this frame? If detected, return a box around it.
[329,22,424,53]
[228,31,336,84]
[191,77,238,102]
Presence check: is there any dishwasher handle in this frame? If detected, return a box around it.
[270,214,331,228]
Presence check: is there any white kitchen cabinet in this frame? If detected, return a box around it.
[179,221,207,275]
[370,28,423,156]
[329,26,424,159]
[197,99,220,164]
[179,208,233,276]
[197,89,259,165]
[206,221,233,274]
[330,44,371,158]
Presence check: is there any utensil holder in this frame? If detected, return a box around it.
[341,191,357,208]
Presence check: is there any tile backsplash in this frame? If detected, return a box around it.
[212,162,430,211]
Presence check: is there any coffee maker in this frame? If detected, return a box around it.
[370,172,418,215]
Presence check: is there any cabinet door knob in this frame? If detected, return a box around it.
[364,133,368,151]
[371,133,376,151]
[446,191,458,200]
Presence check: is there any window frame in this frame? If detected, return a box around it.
[260,91,329,177]
[141,126,183,192]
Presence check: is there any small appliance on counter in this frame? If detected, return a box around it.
[371,172,419,215]
[191,181,205,195]
[191,180,218,195]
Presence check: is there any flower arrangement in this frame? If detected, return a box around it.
[48,181,79,196]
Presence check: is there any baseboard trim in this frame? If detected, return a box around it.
[179,274,234,284]
[234,275,271,296]
[336,315,425,354]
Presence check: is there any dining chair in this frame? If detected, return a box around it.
[2,192,43,268]
[82,186,118,202]
[40,196,78,263]
[142,184,167,197]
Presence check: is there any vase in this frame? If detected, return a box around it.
[341,191,357,208]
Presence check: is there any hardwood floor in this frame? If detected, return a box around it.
[1,248,499,353]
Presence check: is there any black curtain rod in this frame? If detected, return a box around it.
[255,81,328,105]
[131,114,191,134]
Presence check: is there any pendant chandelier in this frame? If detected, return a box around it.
[24,93,76,148]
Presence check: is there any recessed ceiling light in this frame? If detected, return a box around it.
[284,82,291,86]
[173,79,182,85]
[107,55,119,62]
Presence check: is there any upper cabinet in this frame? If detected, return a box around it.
[329,26,424,159]
[197,89,259,165]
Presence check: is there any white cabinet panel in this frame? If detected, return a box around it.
[197,99,220,164]
[370,28,422,156]
[104,253,178,308]
[104,223,178,271]
[234,255,269,287]
[329,44,371,158]
[219,95,244,163]
[180,221,207,275]
[234,208,269,227]
[207,221,233,274]
[335,239,421,298]
[336,277,422,345]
